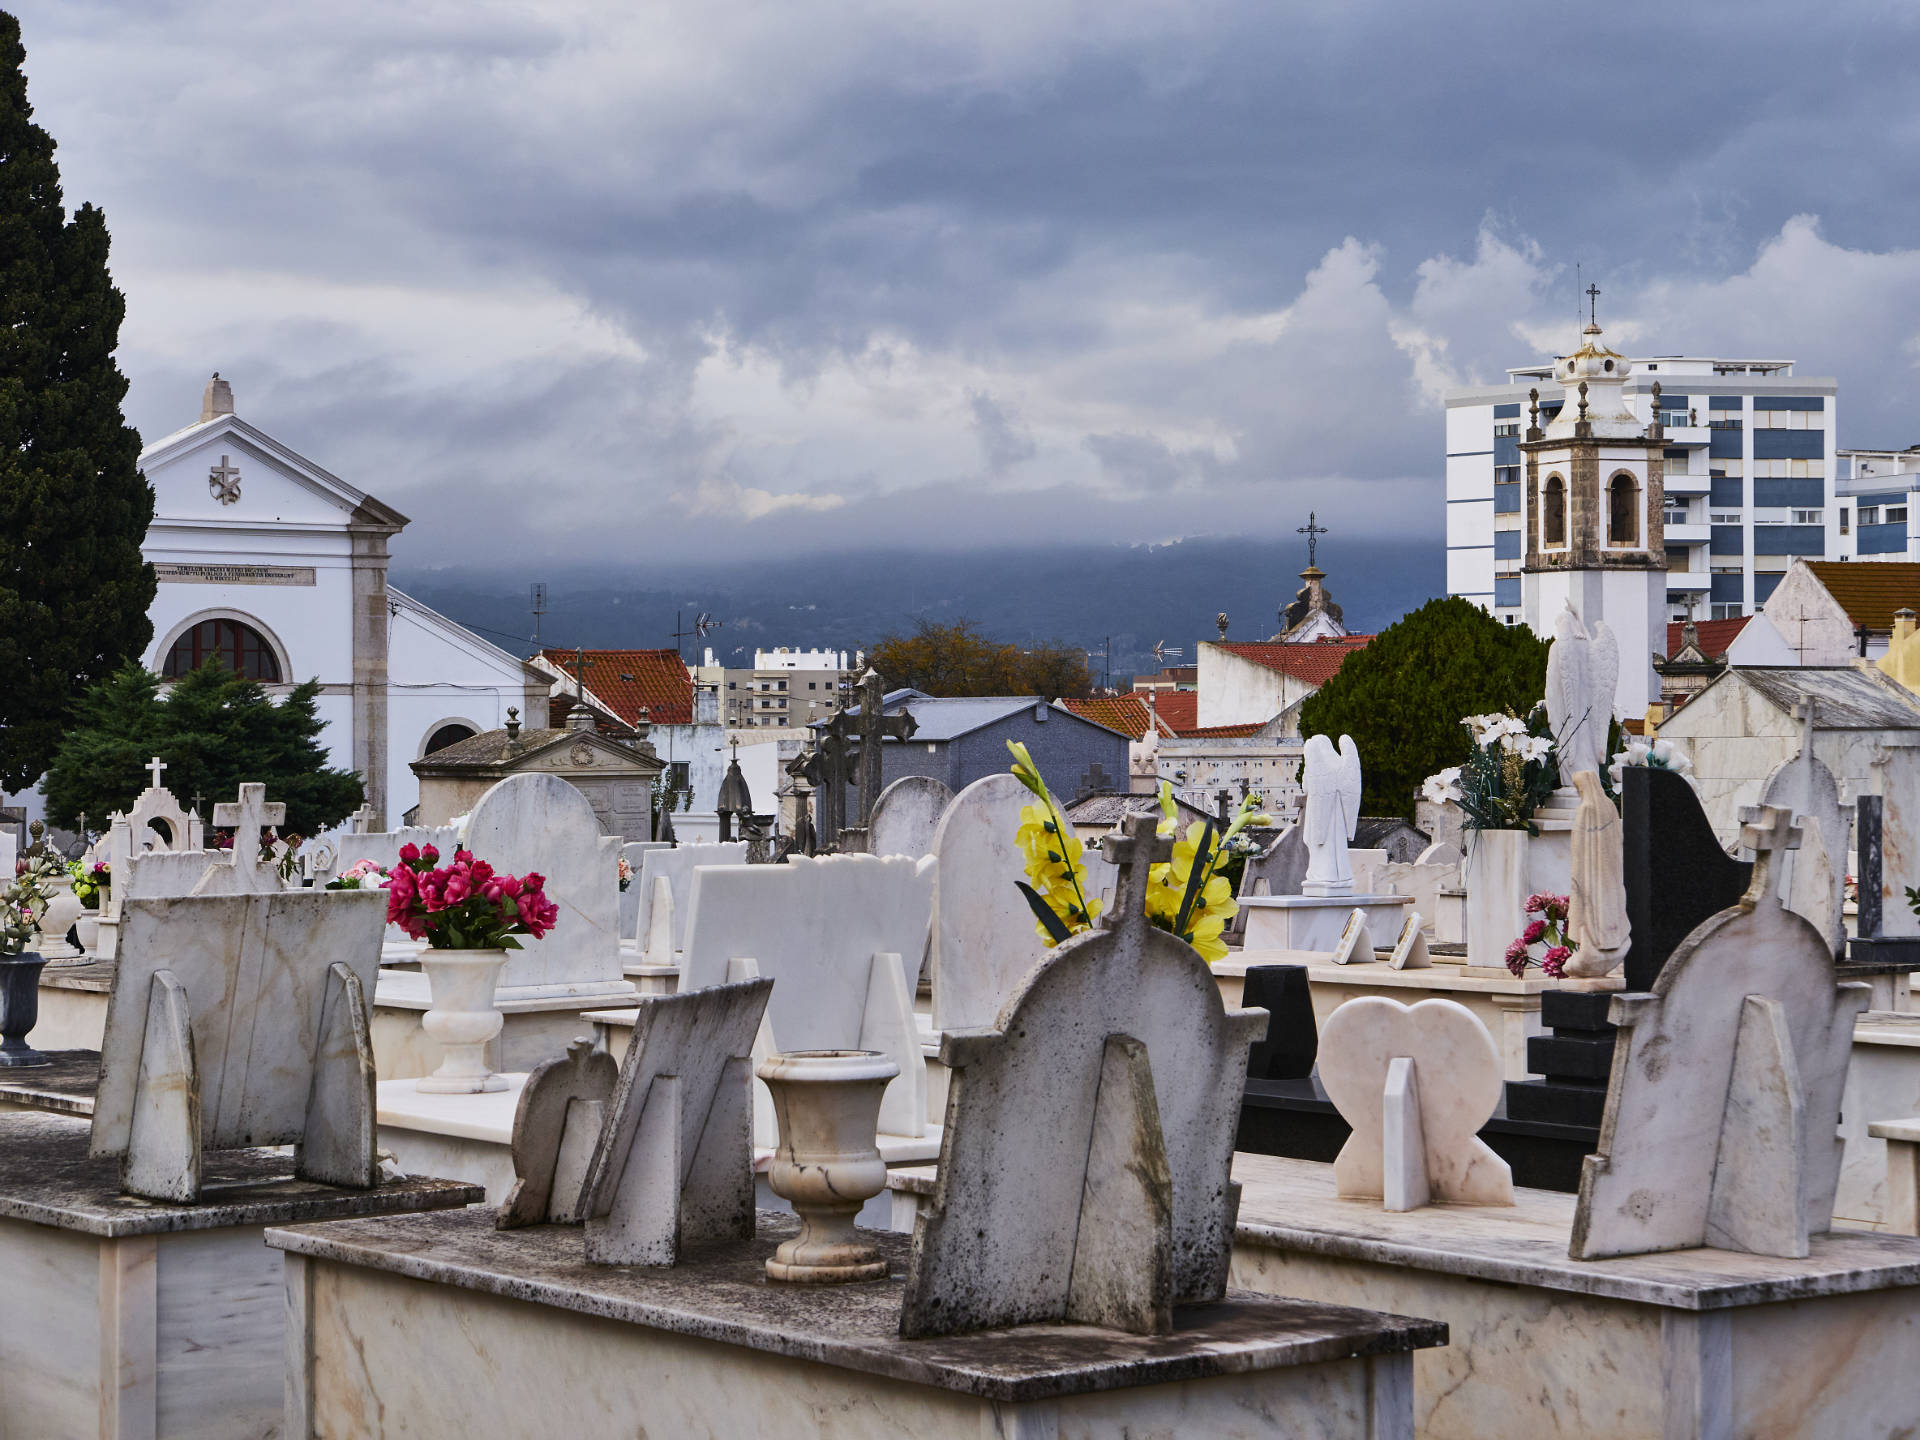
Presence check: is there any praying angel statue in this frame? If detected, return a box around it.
[1546,602,1618,787]
[1302,733,1362,896]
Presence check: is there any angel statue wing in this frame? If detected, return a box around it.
[1587,620,1620,743]
[1335,735,1363,839]
[1546,603,1588,757]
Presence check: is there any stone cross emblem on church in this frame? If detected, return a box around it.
[208,454,242,505]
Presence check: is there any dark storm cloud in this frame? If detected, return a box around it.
[13,0,1920,565]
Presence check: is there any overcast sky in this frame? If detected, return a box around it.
[14,1,1920,568]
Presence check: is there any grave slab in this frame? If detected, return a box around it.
[1238,893,1413,954]
[370,973,619,1079]
[271,1205,1442,1440]
[1230,1151,1920,1440]
[0,1109,478,1440]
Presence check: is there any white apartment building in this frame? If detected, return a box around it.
[1836,448,1920,561]
[1447,351,1838,623]
[694,647,858,730]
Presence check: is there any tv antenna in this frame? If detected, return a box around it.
[1152,640,1183,667]
[671,610,721,661]
[530,582,547,649]
[1085,636,1111,693]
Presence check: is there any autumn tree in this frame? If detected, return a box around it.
[869,619,1092,700]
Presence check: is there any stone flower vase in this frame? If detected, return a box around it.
[35,887,85,960]
[0,951,52,1068]
[74,914,100,953]
[758,1049,899,1283]
[1465,827,1530,971]
[417,949,509,1094]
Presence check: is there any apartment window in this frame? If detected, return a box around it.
[1860,507,1881,526]
[1664,505,1689,527]
[1892,507,1910,525]
[1840,507,1850,535]
[1711,603,1743,620]
[1791,510,1824,526]
[809,681,817,689]
[727,681,736,689]
[1493,422,1520,438]
[777,680,787,691]
[1493,465,1520,486]
[1710,511,1743,524]
[1658,408,1692,429]
[1709,415,1743,431]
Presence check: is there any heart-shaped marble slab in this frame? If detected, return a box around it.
[1319,996,1514,1207]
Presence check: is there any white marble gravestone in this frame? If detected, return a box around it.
[499,979,772,1268]
[1318,996,1513,1211]
[1571,805,1873,1261]
[1759,701,1848,958]
[189,784,291,897]
[124,763,203,854]
[868,775,953,859]
[91,888,388,1200]
[456,774,631,1001]
[899,817,1267,1338]
[929,774,1050,1033]
[633,842,748,958]
[679,852,935,1140]
[617,840,672,940]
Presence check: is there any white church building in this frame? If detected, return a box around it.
[131,375,544,827]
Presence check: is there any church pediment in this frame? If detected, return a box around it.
[141,416,407,533]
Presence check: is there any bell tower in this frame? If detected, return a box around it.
[1520,312,1666,719]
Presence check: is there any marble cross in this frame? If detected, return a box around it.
[211,783,287,883]
[1099,814,1175,929]
[348,803,376,834]
[145,756,168,790]
[207,455,242,505]
[1738,804,1801,903]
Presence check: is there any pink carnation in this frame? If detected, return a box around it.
[1541,944,1571,979]
[1522,919,1545,945]
[1503,937,1530,977]
[1524,893,1549,914]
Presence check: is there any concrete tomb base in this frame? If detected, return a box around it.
[32,960,113,1051]
[1229,1153,1920,1440]
[270,1205,1443,1440]
[0,1110,478,1440]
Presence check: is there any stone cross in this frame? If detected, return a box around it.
[1738,804,1802,886]
[853,669,916,828]
[207,455,242,505]
[211,784,287,885]
[1215,788,1233,825]
[1079,761,1113,795]
[145,756,168,791]
[1296,511,1328,569]
[348,803,376,834]
[1099,814,1175,930]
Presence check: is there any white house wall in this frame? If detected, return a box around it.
[1196,645,1316,729]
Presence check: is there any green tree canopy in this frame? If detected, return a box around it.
[869,619,1092,700]
[1297,597,1551,819]
[43,661,364,837]
[0,14,156,790]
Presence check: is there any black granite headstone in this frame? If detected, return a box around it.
[1241,965,1318,1080]
[1504,990,1615,1130]
[1621,765,1752,992]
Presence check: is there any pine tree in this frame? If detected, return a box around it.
[1297,597,1552,819]
[44,662,364,837]
[0,13,156,792]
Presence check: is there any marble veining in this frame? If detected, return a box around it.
[268,1205,1445,1404]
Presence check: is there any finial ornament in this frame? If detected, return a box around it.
[1577,380,1590,421]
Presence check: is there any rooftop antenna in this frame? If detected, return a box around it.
[530,582,547,650]
[670,609,720,663]
[1152,640,1183,667]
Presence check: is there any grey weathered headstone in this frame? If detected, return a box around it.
[929,774,1050,1034]
[1238,824,1307,900]
[91,889,387,1201]
[1572,806,1872,1261]
[1759,700,1848,958]
[899,816,1266,1338]
[867,776,953,860]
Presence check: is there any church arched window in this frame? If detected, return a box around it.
[1543,475,1567,548]
[1609,473,1640,547]
[423,722,477,755]
[162,618,282,682]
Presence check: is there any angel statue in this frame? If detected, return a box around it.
[1546,603,1618,787]
[1563,769,1631,977]
[1302,733,1362,896]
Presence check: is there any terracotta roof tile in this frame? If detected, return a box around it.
[1211,637,1371,688]
[1804,561,1920,632]
[1180,722,1267,738]
[1060,694,1159,737]
[1149,691,1199,734]
[540,648,693,726]
[1664,616,1750,659]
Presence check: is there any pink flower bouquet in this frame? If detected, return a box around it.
[1504,893,1576,978]
[385,843,560,951]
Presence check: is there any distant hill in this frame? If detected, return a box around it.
[393,536,1444,685]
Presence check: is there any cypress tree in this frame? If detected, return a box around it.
[1298,597,1552,819]
[0,12,156,792]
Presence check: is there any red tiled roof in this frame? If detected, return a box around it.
[1211,636,1371,688]
[540,648,692,726]
[1149,690,1199,735]
[1804,561,1920,631]
[1061,694,1161,738]
[1664,617,1750,659]
[1181,722,1267,738]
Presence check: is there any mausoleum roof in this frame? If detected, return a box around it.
[1708,666,1920,730]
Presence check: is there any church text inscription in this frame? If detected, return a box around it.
[154,563,317,587]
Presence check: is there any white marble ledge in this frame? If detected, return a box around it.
[1282,958,1623,998]
[1854,1010,1920,1048]
[1231,1152,1920,1311]
[379,1076,527,1144]
[1870,1117,1920,1143]
[376,970,638,1012]
[1239,894,1414,912]
[37,959,114,993]
[1214,950,1333,977]
[267,1205,1447,1405]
